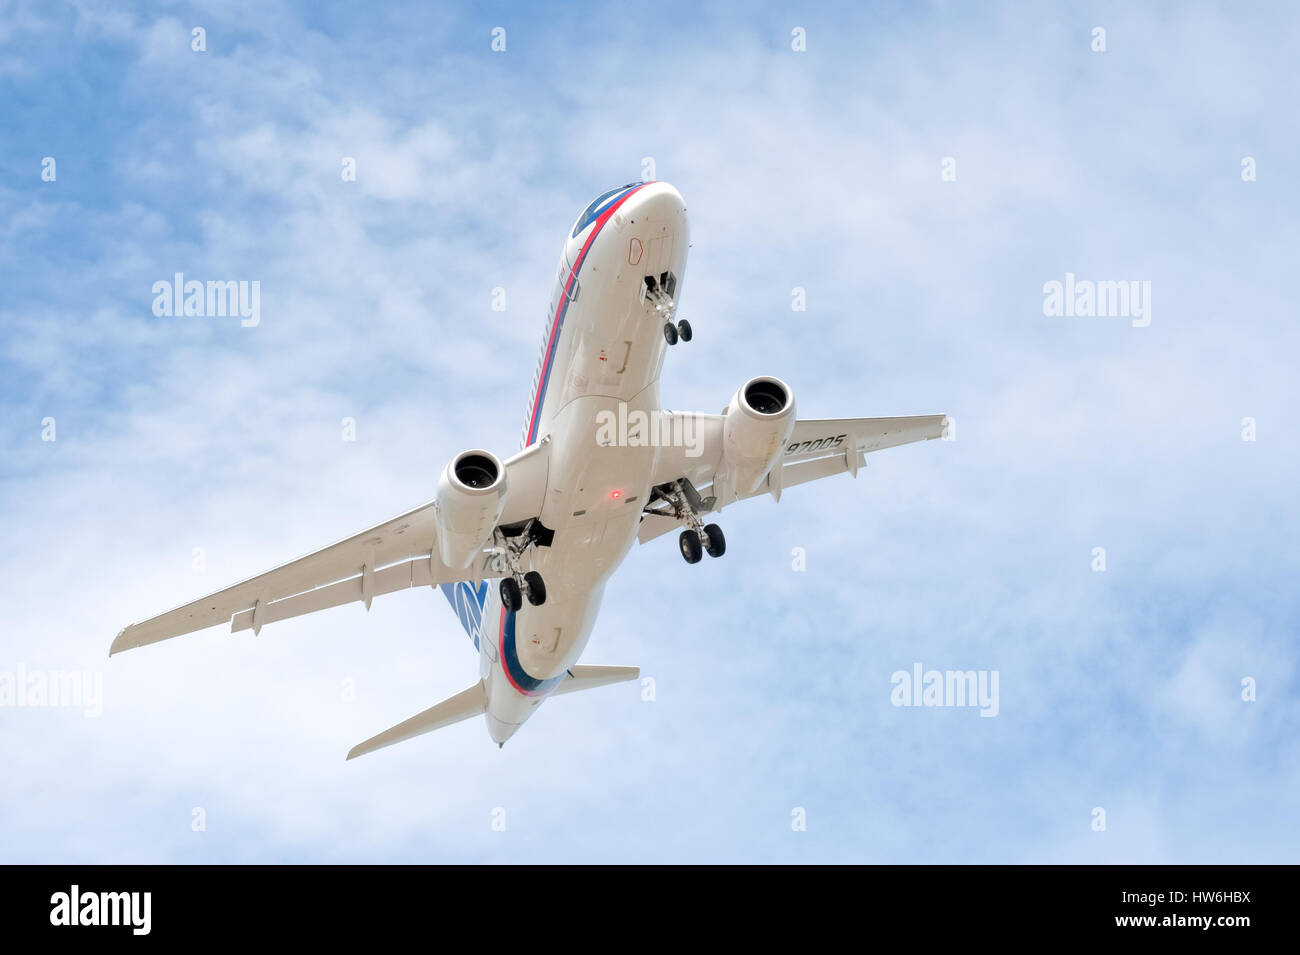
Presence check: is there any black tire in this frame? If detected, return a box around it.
[703,523,726,558]
[663,322,678,345]
[679,530,703,564]
[677,319,692,342]
[499,576,523,613]
[523,570,547,606]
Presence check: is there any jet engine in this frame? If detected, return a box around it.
[720,375,797,496]
[435,450,507,569]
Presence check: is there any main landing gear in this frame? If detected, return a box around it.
[647,479,726,565]
[494,520,549,612]
[678,523,724,564]
[499,572,546,613]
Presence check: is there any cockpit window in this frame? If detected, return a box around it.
[571,183,641,238]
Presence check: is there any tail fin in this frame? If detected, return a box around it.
[346,681,486,760]
[440,580,489,648]
[553,665,640,695]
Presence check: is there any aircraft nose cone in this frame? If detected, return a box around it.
[625,181,687,230]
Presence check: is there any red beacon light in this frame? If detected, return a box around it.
[609,489,623,500]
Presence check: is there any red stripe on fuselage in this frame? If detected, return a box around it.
[501,183,655,696]
[504,183,654,696]
[523,182,653,447]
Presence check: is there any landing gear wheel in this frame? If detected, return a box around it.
[703,523,726,558]
[676,319,692,342]
[663,322,679,345]
[679,530,703,564]
[499,576,522,613]
[523,571,547,606]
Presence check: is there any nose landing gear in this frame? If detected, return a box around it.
[645,273,690,347]
[664,318,692,345]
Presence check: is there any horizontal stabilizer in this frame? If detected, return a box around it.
[552,665,640,695]
[346,681,486,760]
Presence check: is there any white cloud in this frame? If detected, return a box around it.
[2,0,1297,862]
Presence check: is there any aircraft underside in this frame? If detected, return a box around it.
[111,180,948,758]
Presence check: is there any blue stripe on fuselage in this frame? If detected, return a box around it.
[571,182,642,238]
[499,607,565,695]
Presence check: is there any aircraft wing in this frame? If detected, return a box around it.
[780,415,950,462]
[638,413,946,544]
[110,440,551,655]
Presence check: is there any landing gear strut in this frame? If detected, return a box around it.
[645,272,690,347]
[648,479,726,564]
[493,520,549,612]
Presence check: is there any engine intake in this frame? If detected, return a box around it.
[721,375,796,496]
[435,449,507,569]
[742,378,789,415]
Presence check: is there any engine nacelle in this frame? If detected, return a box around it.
[435,450,507,569]
[721,375,797,496]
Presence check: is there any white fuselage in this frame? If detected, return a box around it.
[476,182,689,743]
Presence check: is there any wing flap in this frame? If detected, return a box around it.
[637,410,947,545]
[751,448,868,497]
[783,414,948,462]
[112,442,552,655]
[647,412,947,491]
[110,502,444,654]
[227,557,503,634]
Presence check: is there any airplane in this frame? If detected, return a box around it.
[110,180,948,758]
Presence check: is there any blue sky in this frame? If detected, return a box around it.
[1,0,1297,862]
